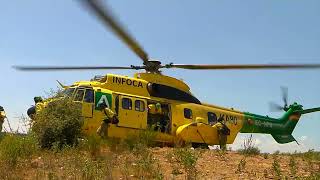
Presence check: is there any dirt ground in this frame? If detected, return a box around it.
[153,148,319,179]
[2,147,319,180]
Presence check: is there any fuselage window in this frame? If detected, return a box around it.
[122,98,132,110]
[84,89,94,103]
[184,108,192,119]
[74,89,85,101]
[135,100,145,112]
[208,112,217,125]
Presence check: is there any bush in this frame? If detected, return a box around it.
[118,129,162,179]
[31,97,83,149]
[0,134,38,167]
[80,134,103,158]
[236,158,247,173]
[289,155,297,177]
[171,148,200,180]
[122,128,157,151]
[237,134,260,156]
[133,149,163,179]
[272,156,282,178]
[0,132,5,142]
[302,149,320,161]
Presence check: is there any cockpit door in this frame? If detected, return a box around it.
[73,88,94,118]
[82,89,94,118]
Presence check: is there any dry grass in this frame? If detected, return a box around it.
[237,134,261,156]
[1,91,318,179]
[0,135,319,180]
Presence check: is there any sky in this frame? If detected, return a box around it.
[0,0,319,152]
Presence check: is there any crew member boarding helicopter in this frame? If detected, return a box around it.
[14,0,320,146]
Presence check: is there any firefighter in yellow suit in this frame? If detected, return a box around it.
[0,106,6,132]
[215,118,230,151]
[147,102,163,131]
[96,102,118,137]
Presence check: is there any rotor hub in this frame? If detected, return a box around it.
[144,60,162,73]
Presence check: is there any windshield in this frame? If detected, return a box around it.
[62,88,75,97]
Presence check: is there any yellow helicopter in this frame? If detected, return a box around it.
[14,0,320,146]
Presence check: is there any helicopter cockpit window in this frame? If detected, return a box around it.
[135,100,145,112]
[184,108,192,119]
[63,88,75,97]
[74,89,85,101]
[84,89,94,103]
[208,112,217,125]
[122,98,132,110]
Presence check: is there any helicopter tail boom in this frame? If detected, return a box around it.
[240,104,320,144]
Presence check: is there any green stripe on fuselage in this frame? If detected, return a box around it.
[240,108,299,135]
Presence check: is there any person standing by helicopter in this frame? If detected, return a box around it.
[147,102,164,131]
[215,117,230,151]
[96,101,118,137]
[0,106,6,132]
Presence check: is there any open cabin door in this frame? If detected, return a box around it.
[117,95,147,129]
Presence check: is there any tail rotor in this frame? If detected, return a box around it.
[269,86,289,112]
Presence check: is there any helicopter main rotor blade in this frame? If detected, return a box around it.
[165,63,320,70]
[13,65,142,71]
[81,0,149,63]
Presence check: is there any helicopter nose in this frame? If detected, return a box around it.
[27,106,36,119]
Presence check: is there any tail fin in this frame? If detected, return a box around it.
[272,106,320,144]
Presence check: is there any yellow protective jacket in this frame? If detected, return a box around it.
[215,122,223,130]
[0,110,6,121]
[103,108,115,119]
[0,109,6,132]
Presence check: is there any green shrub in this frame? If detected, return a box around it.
[305,172,320,180]
[302,149,320,161]
[0,132,5,142]
[273,150,280,155]
[236,158,247,173]
[134,150,163,179]
[289,155,297,177]
[31,97,83,149]
[121,130,163,179]
[126,136,163,179]
[81,158,106,179]
[172,148,200,180]
[272,156,282,179]
[0,134,38,167]
[263,153,269,159]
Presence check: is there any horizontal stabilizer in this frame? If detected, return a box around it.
[271,134,296,144]
[295,107,320,114]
